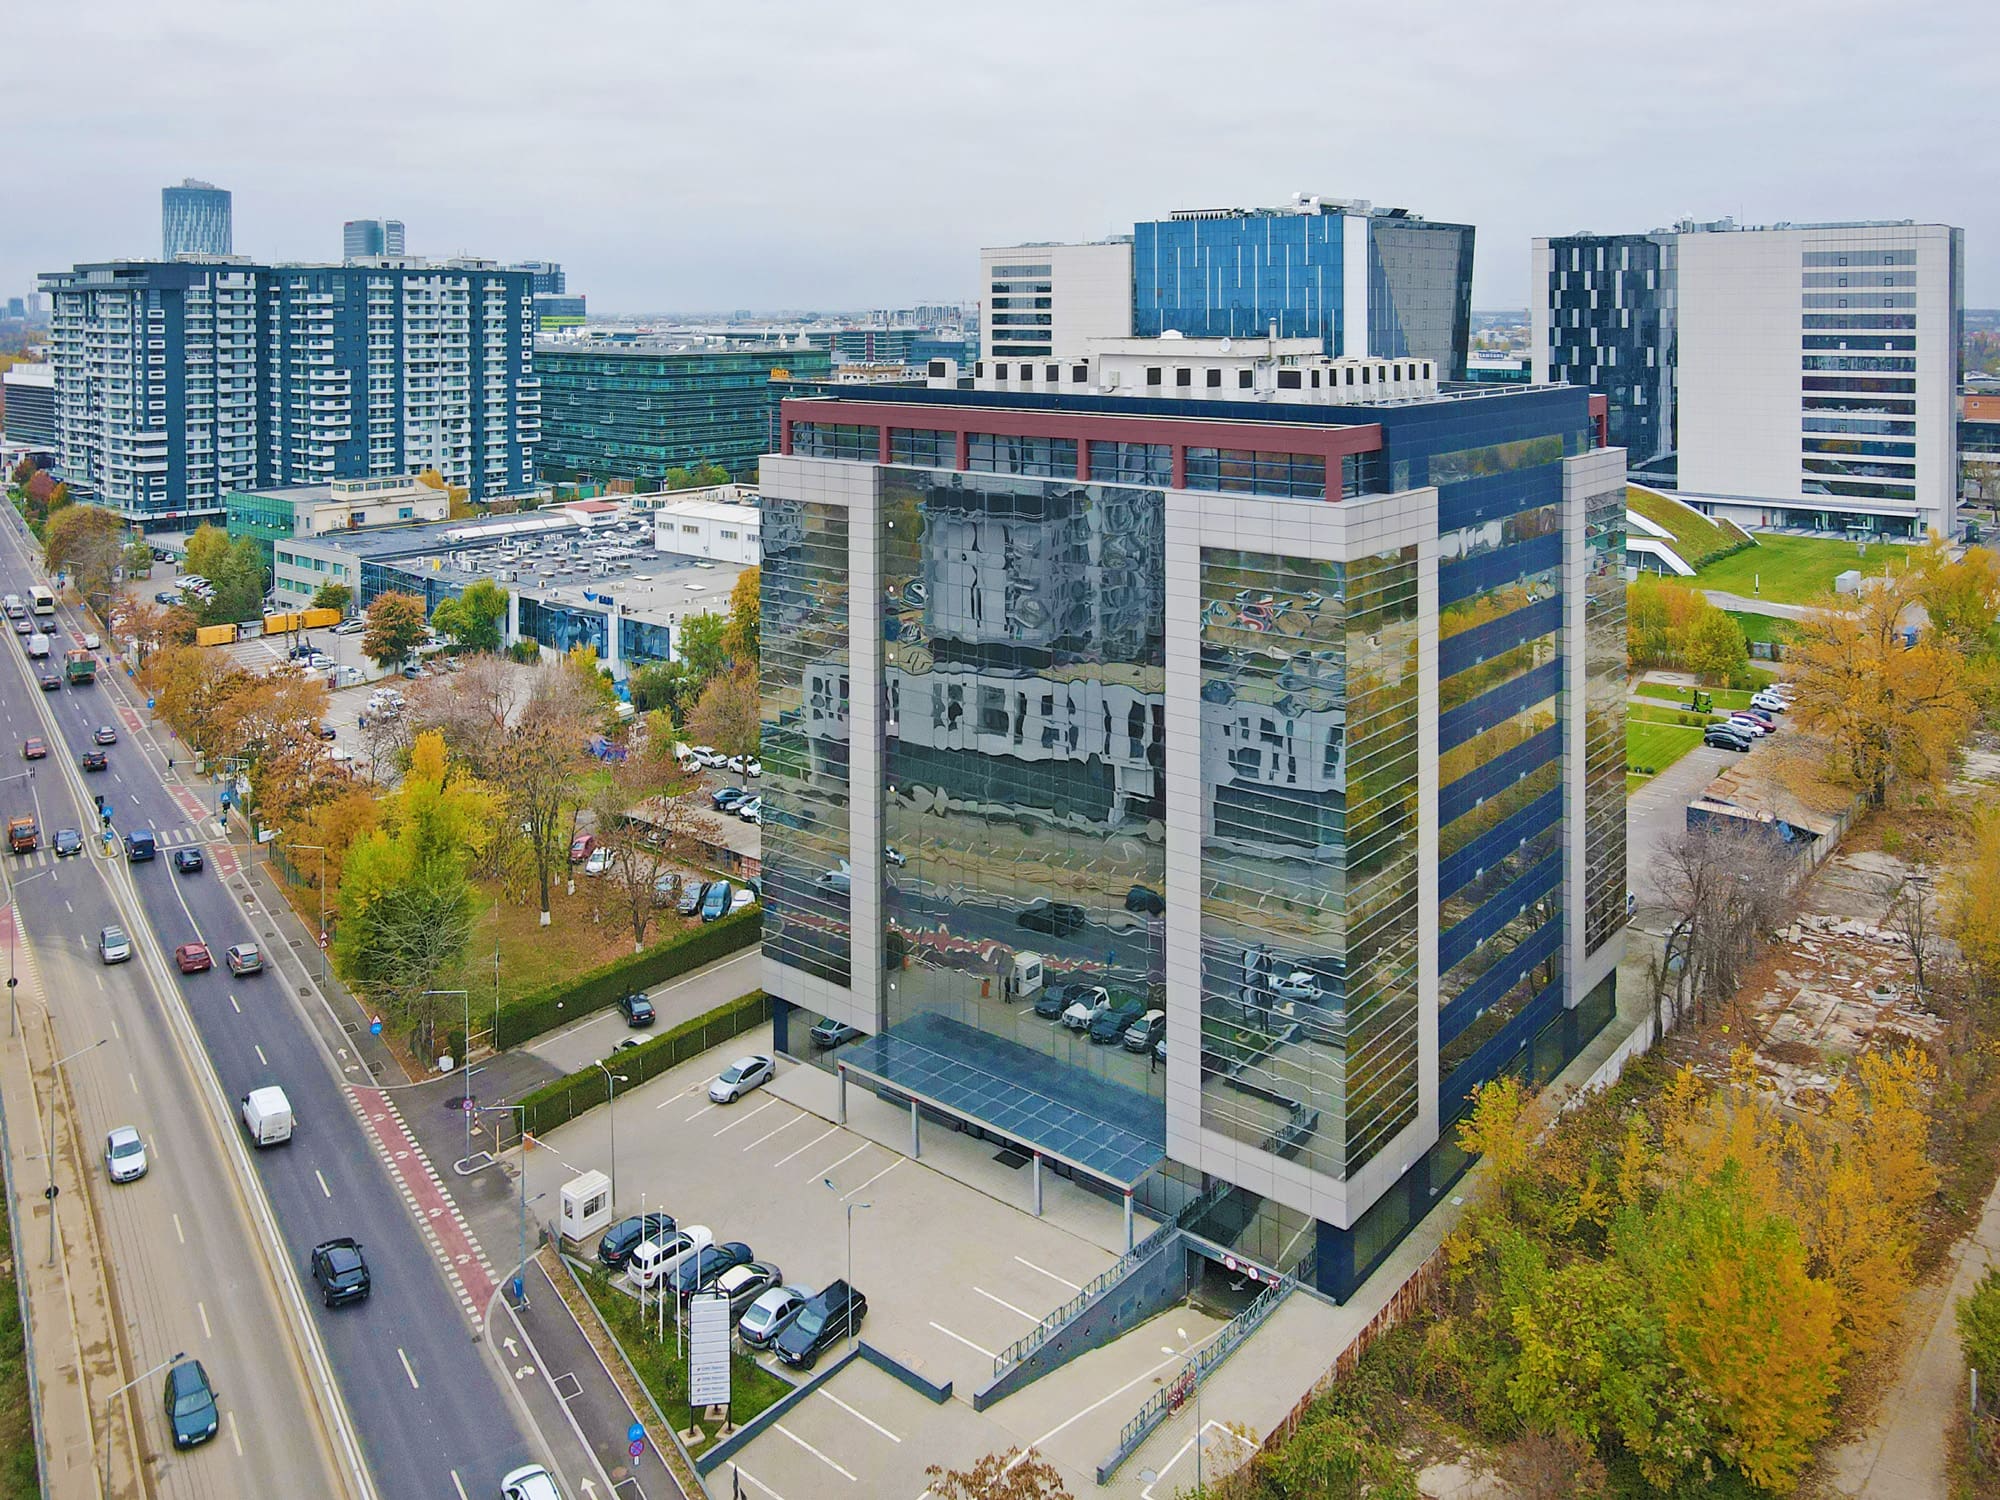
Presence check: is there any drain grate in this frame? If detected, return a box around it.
[993,1148,1030,1170]
[342,1022,358,1035]
[288,939,304,949]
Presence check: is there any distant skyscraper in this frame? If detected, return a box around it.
[162,179,232,258]
[511,261,566,296]
[343,218,407,259]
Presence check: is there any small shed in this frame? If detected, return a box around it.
[559,1170,614,1242]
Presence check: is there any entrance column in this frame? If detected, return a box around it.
[837,1064,847,1125]
[1124,1189,1135,1250]
[910,1097,920,1159]
[1032,1153,1043,1217]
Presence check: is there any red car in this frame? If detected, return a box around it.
[569,833,595,864]
[174,942,213,974]
[21,738,46,761]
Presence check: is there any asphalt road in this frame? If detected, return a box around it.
[0,519,540,1498]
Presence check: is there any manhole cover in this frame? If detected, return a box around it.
[342,1022,358,1035]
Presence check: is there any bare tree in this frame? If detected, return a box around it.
[405,654,530,777]
[592,745,718,951]
[924,1450,1071,1500]
[1881,868,1938,1000]
[1655,820,1798,1030]
[494,662,599,926]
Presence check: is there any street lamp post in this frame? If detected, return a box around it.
[43,1037,107,1267]
[822,1177,872,1352]
[102,1349,184,1499]
[1177,1325,1208,1493]
[424,990,473,1170]
[474,1103,530,1308]
[592,1061,629,1208]
[289,842,328,986]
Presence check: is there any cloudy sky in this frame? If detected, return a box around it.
[8,0,1992,315]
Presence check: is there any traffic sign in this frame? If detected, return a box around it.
[318,930,330,950]
[628,1424,644,1444]
[369,1017,383,1036]
[629,1439,645,1460]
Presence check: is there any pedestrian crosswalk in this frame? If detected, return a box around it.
[8,823,212,868]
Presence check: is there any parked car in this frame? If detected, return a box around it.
[173,847,204,874]
[310,1238,371,1307]
[80,750,107,772]
[1090,997,1147,1043]
[225,943,263,977]
[568,833,595,864]
[775,1280,868,1369]
[726,754,762,777]
[1737,707,1778,728]
[99,926,132,964]
[93,725,117,745]
[501,1466,564,1500]
[52,827,82,858]
[1704,724,1752,752]
[617,990,656,1027]
[1122,1009,1168,1052]
[163,1359,220,1448]
[625,1226,712,1290]
[1034,982,1088,1020]
[332,618,366,636]
[1017,899,1087,936]
[1061,986,1114,1032]
[808,1017,862,1048]
[1124,885,1165,915]
[715,1260,783,1316]
[1273,969,1322,1004]
[597,1212,676,1270]
[583,847,613,877]
[738,1283,813,1349]
[688,745,727,769]
[708,1054,773,1104]
[700,881,733,921]
[711,786,747,812]
[729,886,757,912]
[104,1126,148,1183]
[1726,714,1772,738]
[21,738,46,761]
[735,797,762,824]
[677,880,707,917]
[174,942,213,974]
[1751,690,1789,713]
[673,1240,755,1299]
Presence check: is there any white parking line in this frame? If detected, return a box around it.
[229,994,240,1013]
[742,1111,809,1152]
[315,1170,332,1199]
[775,1422,857,1481]
[973,1285,1037,1322]
[1014,1255,1082,1291]
[841,1158,901,1201]
[1008,1340,1215,1468]
[675,1099,717,1119]
[770,1125,838,1167]
[734,1470,786,1500]
[820,1390,900,1442]
[712,1097,779,1137]
[398,1347,420,1389]
[810,1142,871,1185]
[927,1321,996,1359]
[450,1471,469,1500]
[253,1045,267,1066]
[173,1213,184,1245]
[198,1301,212,1338]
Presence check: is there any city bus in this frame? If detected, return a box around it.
[28,585,54,619]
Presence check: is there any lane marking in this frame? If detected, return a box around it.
[198,1301,212,1339]
[841,1158,901,1201]
[173,1213,184,1245]
[770,1125,838,1168]
[398,1347,419,1389]
[735,1471,786,1500]
[108,1016,119,1039]
[1014,1256,1082,1291]
[228,1409,241,1457]
[809,1142,870,1185]
[253,1044,267,1065]
[94,973,103,991]
[315,1170,332,1199]
[928,1321,996,1359]
[128,1072,137,1095]
[774,1423,857,1481]
[741,1111,809,1152]
[228,993,240,1014]
[974,1285,1038,1322]
[820,1390,901,1442]
[450,1473,469,1500]
[712,1097,779,1137]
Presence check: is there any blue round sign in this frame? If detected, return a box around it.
[369,1018,383,1036]
[628,1423,644,1444]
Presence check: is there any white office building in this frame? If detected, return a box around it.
[978,240,1133,364]
[1534,218,1964,539]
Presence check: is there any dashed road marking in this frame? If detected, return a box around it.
[398,1347,419,1389]
[315,1170,332,1199]
[173,1213,184,1245]
[198,1301,212,1339]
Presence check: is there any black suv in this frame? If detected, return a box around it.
[597,1212,676,1270]
[1017,900,1086,936]
[310,1238,371,1306]
[776,1279,867,1370]
[617,990,656,1028]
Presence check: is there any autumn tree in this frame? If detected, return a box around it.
[1909,535,2000,661]
[1786,570,1978,807]
[1959,1268,2000,1404]
[924,1450,1072,1500]
[312,582,353,615]
[723,564,760,667]
[362,590,429,669]
[591,745,714,952]
[114,599,169,668]
[430,577,508,654]
[1947,806,2000,1004]
[120,539,154,581]
[494,661,599,926]
[42,502,125,599]
[415,466,472,517]
[686,669,761,780]
[285,784,381,914]
[140,644,247,760]
[181,523,266,623]
[1683,605,1748,684]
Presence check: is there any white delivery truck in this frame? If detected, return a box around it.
[240,1086,295,1146]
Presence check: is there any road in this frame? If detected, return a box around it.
[0,518,544,1498]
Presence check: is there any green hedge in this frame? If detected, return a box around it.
[516,990,769,1137]
[494,907,760,1050]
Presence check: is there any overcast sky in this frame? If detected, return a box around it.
[8,0,1993,315]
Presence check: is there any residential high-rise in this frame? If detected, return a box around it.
[757,345,1623,1302]
[40,258,540,532]
[534,341,831,486]
[343,218,407,259]
[978,240,1133,363]
[1533,218,1964,538]
[162,179,232,258]
[1133,196,1476,377]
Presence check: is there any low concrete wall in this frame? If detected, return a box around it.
[972,1230,1196,1411]
[857,1341,951,1403]
[696,1348,860,1475]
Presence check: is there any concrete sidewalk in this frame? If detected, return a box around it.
[0,905,133,1497]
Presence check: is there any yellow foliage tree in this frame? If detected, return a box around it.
[1946,807,2000,1000]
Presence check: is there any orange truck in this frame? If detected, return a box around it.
[7,816,37,854]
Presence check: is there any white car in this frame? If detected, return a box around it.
[1061,987,1113,1031]
[104,1126,148,1183]
[583,847,613,877]
[82,631,101,650]
[727,754,762,777]
[687,745,725,769]
[709,1055,774,1104]
[735,797,762,824]
[1751,690,1789,713]
[729,886,757,913]
[1727,714,1772,737]
[1273,969,1322,1003]
[333,618,365,636]
[501,1464,565,1500]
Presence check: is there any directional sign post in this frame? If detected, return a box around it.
[688,1291,731,1410]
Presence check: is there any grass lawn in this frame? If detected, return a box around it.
[1625,718,1705,780]
[1627,484,1750,568]
[1726,610,1797,650]
[578,1268,793,1456]
[0,1191,37,1499]
[1692,533,1906,605]
[1636,676,1773,712]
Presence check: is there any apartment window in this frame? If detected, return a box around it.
[1072,364,1089,383]
[995,363,1009,380]
[1238,370,1253,389]
[720,529,738,540]
[1146,367,1162,387]
[1045,365,1059,383]
[1175,368,1192,388]
[1209,369,1224,388]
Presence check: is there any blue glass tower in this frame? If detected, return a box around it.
[162,180,232,258]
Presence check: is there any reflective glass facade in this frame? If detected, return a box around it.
[877,468,1167,1096]
[1196,545,1420,1180]
[1366,219,1475,383]
[1582,482,1629,955]
[1542,234,1678,466]
[761,500,853,985]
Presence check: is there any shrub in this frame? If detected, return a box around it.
[495,906,760,1049]
[516,990,768,1136]
[1959,1266,2000,1399]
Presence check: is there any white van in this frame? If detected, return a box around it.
[240,1086,295,1146]
[1,595,20,619]
[625,1225,712,1292]
[26,633,49,659]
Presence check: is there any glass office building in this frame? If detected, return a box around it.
[1133,204,1475,379]
[758,376,1626,1302]
[162,179,232,259]
[1534,232,1678,468]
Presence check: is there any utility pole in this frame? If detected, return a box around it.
[43,1038,107,1266]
